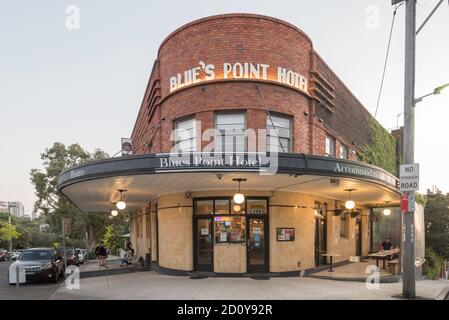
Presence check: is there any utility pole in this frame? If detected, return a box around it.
[8,203,12,253]
[403,0,416,299]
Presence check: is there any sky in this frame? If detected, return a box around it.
[0,0,448,216]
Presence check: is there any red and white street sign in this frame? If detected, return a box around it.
[401,193,409,213]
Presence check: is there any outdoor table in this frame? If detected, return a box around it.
[322,253,341,272]
[369,252,388,268]
[369,249,400,269]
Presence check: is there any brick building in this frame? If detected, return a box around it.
[59,14,402,276]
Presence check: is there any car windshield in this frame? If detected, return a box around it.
[19,250,53,261]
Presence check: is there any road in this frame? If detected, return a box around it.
[0,260,63,300]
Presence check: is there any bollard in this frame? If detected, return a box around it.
[16,265,19,288]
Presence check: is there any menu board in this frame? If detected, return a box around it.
[277,228,295,241]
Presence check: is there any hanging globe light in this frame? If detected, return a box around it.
[116,189,127,210]
[383,201,391,216]
[344,189,356,210]
[111,209,118,217]
[232,178,246,205]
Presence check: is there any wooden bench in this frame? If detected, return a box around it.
[387,259,399,275]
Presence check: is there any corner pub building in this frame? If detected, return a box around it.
[58,14,413,276]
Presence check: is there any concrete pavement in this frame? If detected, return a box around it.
[48,270,449,300]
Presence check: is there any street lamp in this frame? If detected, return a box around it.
[414,83,449,104]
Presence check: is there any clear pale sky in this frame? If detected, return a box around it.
[1,0,448,216]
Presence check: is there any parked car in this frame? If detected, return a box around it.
[58,247,79,266]
[10,251,20,260]
[75,248,86,264]
[0,250,10,261]
[8,248,64,284]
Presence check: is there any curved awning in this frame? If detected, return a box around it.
[58,152,400,212]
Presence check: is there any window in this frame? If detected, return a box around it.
[340,214,348,239]
[174,117,196,152]
[267,114,291,152]
[215,113,245,152]
[247,199,268,214]
[214,199,230,214]
[214,216,245,243]
[195,200,214,215]
[325,135,335,157]
[340,144,348,159]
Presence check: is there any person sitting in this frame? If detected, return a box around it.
[381,237,393,251]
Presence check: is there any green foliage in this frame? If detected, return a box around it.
[30,142,114,252]
[0,222,20,242]
[102,213,129,254]
[424,248,445,280]
[415,193,427,206]
[359,119,398,176]
[424,192,449,259]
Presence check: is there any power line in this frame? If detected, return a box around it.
[374,3,403,119]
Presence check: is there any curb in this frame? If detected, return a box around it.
[80,266,152,279]
[306,274,401,283]
[436,286,449,300]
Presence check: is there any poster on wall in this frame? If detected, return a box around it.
[277,228,295,241]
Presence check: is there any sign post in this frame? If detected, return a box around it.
[399,166,419,299]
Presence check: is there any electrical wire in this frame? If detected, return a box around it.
[374,3,404,118]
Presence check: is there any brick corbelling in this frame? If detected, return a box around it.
[131,59,161,143]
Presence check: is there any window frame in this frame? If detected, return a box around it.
[325,135,336,157]
[173,116,197,152]
[214,111,246,153]
[193,197,268,245]
[339,144,349,159]
[266,113,292,153]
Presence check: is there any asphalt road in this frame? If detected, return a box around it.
[0,260,63,300]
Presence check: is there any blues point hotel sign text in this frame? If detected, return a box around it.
[169,61,308,94]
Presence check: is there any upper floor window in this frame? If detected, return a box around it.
[325,135,335,157]
[215,112,245,152]
[340,144,348,159]
[267,114,291,153]
[174,117,196,152]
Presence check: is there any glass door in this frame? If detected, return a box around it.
[195,218,213,272]
[355,219,362,256]
[247,217,268,273]
[314,202,327,266]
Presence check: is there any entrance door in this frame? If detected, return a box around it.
[195,218,213,272]
[247,217,268,273]
[355,219,362,256]
[315,217,327,266]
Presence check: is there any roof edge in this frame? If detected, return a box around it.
[157,13,314,57]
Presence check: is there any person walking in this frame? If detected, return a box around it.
[95,241,108,269]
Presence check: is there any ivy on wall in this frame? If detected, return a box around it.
[359,119,399,176]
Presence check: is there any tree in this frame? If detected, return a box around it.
[0,222,20,242]
[30,142,112,252]
[425,192,449,259]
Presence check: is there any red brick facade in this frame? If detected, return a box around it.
[131,13,381,161]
